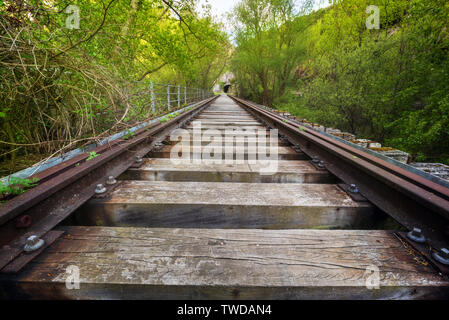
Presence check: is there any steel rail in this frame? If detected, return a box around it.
[0,96,218,272]
[230,95,449,273]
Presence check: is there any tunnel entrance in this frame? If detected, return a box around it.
[223,84,231,93]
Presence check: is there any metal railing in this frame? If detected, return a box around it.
[0,82,213,186]
[129,81,213,115]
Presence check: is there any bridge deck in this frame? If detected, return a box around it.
[3,95,448,300]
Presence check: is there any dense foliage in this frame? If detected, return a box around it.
[0,0,229,175]
[2,0,448,175]
[230,0,449,163]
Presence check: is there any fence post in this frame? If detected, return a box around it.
[167,85,170,110]
[150,81,155,114]
[177,85,180,108]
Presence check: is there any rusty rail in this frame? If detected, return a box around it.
[230,95,449,274]
[0,96,218,273]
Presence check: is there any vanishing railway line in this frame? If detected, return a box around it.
[1,95,449,299]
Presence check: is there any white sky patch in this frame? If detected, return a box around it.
[198,0,238,18]
[312,0,333,11]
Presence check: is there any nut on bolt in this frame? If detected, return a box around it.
[312,157,320,164]
[432,248,449,265]
[15,215,32,228]
[407,227,426,243]
[317,161,325,168]
[95,184,106,194]
[348,184,359,193]
[135,156,143,163]
[24,235,45,252]
[106,176,117,185]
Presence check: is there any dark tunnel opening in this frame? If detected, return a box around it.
[223,84,231,93]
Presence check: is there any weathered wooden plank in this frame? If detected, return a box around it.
[167,137,289,146]
[188,121,262,126]
[2,227,448,299]
[184,124,267,130]
[199,113,251,116]
[196,115,256,120]
[181,129,273,137]
[122,158,334,183]
[203,108,246,111]
[201,108,249,112]
[206,106,245,110]
[148,144,306,160]
[194,120,259,123]
[76,181,373,229]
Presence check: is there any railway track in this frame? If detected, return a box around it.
[1,95,449,299]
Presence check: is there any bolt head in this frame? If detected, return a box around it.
[16,215,32,228]
[317,161,325,168]
[95,184,106,194]
[26,235,39,246]
[312,158,320,164]
[407,227,426,243]
[432,248,449,265]
[106,176,117,185]
[24,235,45,252]
[135,156,143,163]
[349,184,359,193]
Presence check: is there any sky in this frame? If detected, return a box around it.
[198,0,237,18]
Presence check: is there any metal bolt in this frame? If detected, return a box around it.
[135,156,143,163]
[24,235,45,252]
[15,215,32,228]
[317,161,325,168]
[348,184,359,193]
[106,176,117,185]
[312,158,320,164]
[95,184,106,194]
[407,227,426,243]
[432,248,449,265]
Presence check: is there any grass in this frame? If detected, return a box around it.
[122,129,135,140]
[0,176,40,203]
[86,151,100,161]
[160,111,181,124]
